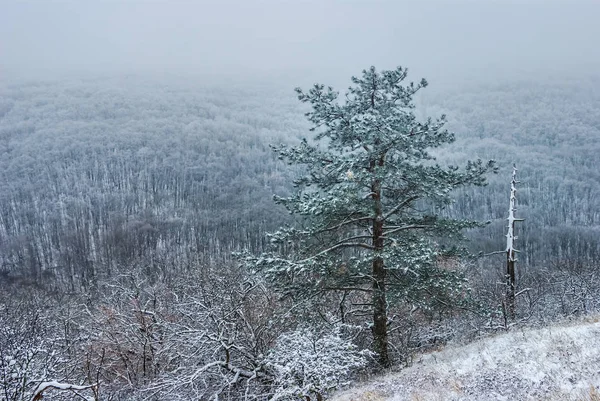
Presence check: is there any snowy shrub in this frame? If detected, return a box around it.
[265,326,371,401]
[0,306,66,401]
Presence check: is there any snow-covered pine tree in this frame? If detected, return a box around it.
[246,66,495,368]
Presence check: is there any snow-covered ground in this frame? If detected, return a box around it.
[333,316,600,401]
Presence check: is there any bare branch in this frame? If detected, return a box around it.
[31,381,98,401]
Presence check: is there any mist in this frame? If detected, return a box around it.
[2,0,600,86]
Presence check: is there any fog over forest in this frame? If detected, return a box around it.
[3,1,600,84]
[1,1,600,400]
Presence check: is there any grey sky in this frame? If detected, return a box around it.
[2,0,599,85]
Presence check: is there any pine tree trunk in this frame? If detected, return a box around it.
[372,254,389,367]
[372,170,389,367]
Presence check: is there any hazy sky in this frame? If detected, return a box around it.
[2,0,600,85]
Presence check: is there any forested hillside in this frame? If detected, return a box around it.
[427,77,600,268]
[1,74,599,400]
[0,77,306,289]
[2,75,598,289]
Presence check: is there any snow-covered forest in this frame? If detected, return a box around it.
[2,0,600,400]
[2,76,599,286]
[1,72,599,400]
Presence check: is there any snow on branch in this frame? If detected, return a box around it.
[298,242,376,263]
[31,381,98,401]
[265,326,371,400]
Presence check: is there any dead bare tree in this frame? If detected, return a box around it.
[505,165,524,320]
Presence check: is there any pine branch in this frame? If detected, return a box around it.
[298,242,376,263]
[382,224,428,236]
[315,216,373,233]
[332,234,374,246]
[382,196,419,221]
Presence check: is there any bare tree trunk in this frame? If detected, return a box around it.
[506,251,516,319]
[505,165,522,320]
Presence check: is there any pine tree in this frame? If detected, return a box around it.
[246,66,495,367]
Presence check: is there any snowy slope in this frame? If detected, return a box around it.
[333,316,600,401]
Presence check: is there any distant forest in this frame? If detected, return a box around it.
[0,77,306,289]
[425,77,600,269]
[1,75,599,289]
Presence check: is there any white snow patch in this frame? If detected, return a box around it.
[333,316,600,400]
